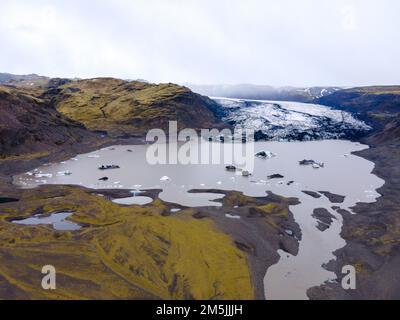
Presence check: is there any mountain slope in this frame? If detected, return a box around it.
[0,73,50,88]
[316,86,400,114]
[47,78,224,137]
[0,85,97,160]
[316,86,400,143]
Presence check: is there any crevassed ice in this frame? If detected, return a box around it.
[213,98,371,140]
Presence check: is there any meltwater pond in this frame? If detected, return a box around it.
[14,140,384,299]
[12,211,81,231]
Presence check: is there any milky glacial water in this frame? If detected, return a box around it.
[112,196,153,205]
[13,140,384,299]
[12,211,81,231]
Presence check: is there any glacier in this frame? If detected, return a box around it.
[212,97,371,141]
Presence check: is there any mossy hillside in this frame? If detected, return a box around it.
[317,86,400,115]
[0,85,98,160]
[0,185,254,299]
[51,78,223,137]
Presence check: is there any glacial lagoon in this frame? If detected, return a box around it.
[13,140,384,299]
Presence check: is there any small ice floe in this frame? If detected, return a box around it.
[113,181,121,184]
[170,208,181,213]
[35,173,53,178]
[217,181,222,185]
[61,161,67,164]
[299,159,324,168]
[26,171,34,176]
[242,170,251,177]
[57,170,72,176]
[88,154,100,158]
[255,151,276,159]
[200,183,206,187]
[99,164,120,170]
[251,179,267,185]
[268,174,284,180]
[71,158,78,161]
[285,229,294,236]
[225,213,241,220]
[160,176,170,181]
[225,165,237,171]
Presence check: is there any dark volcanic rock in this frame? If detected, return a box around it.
[0,197,19,204]
[312,208,336,232]
[319,191,345,203]
[267,174,284,179]
[302,190,321,199]
[0,85,99,175]
[309,88,400,299]
[225,165,237,171]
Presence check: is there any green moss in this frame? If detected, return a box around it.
[53,79,220,137]
[0,186,254,299]
[255,203,288,217]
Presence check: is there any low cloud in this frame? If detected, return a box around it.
[0,0,399,86]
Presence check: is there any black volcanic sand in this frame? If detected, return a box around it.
[188,189,301,299]
[308,142,400,299]
[0,141,301,300]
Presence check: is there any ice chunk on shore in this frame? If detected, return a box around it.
[35,173,53,178]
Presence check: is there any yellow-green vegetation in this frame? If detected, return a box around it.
[0,186,254,299]
[351,86,400,95]
[53,78,221,137]
[255,203,288,217]
[250,203,289,230]
[0,151,50,161]
[220,191,258,207]
[370,91,400,95]
[344,206,400,258]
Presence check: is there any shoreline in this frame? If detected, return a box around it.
[0,137,303,300]
[1,135,392,300]
[308,139,400,299]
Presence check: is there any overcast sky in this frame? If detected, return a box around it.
[0,0,399,87]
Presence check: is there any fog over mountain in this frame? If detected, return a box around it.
[186,84,342,102]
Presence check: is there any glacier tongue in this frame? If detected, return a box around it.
[213,97,371,141]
